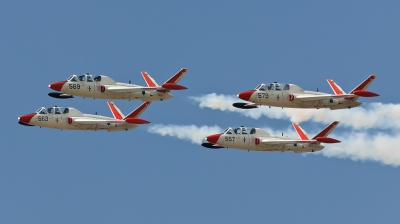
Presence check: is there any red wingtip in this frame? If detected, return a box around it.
[49,81,67,91]
[237,90,256,101]
[18,113,36,124]
[205,134,222,144]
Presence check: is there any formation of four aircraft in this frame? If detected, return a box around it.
[18,71,378,153]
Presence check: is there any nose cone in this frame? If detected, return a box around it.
[205,134,222,144]
[18,113,35,125]
[237,90,256,101]
[49,81,67,91]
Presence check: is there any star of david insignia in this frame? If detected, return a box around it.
[107,122,111,126]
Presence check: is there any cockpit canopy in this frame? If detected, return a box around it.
[222,127,257,135]
[67,74,102,82]
[35,107,83,115]
[255,82,290,91]
[36,106,69,114]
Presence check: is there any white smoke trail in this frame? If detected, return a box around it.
[147,124,400,167]
[147,124,222,144]
[189,93,400,130]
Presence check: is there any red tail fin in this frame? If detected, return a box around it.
[349,75,377,94]
[107,102,124,120]
[124,101,151,119]
[312,121,340,139]
[292,123,310,140]
[327,79,346,95]
[164,68,188,84]
[141,72,159,87]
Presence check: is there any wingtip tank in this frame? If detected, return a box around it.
[48,92,74,99]
[201,143,225,149]
[232,103,258,109]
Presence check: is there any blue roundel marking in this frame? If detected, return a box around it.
[293,143,298,147]
[329,99,334,103]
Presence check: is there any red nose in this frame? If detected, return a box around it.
[205,134,222,144]
[237,90,256,101]
[18,113,35,124]
[49,81,67,91]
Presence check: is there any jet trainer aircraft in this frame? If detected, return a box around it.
[18,101,151,132]
[201,121,340,153]
[233,75,378,110]
[48,68,188,101]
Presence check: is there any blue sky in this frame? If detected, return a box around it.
[2,1,400,223]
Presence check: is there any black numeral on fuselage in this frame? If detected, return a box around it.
[69,84,80,89]
[257,93,268,98]
[225,136,235,141]
[38,116,48,121]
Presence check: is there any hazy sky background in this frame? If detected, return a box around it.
[2,1,400,223]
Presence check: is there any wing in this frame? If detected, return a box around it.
[295,94,354,102]
[261,139,318,144]
[105,85,160,93]
[72,118,125,125]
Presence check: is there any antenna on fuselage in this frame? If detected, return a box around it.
[282,133,283,136]
[95,112,97,115]
[129,80,131,84]
[317,88,319,92]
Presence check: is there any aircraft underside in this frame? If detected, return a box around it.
[227,144,324,153]
[253,100,362,109]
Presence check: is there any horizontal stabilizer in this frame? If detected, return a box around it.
[353,90,379,97]
[124,118,150,124]
[161,83,187,90]
[232,102,258,109]
[315,137,340,143]
[48,92,74,99]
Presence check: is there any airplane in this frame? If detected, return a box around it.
[48,68,188,101]
[18,101,151,132]
[201,121,340,153]
[233,75,378,110]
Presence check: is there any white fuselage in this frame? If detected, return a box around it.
[212,128,324,153]
[20,108,138,132]
[55,75,174,101]
[244,83,362,109]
